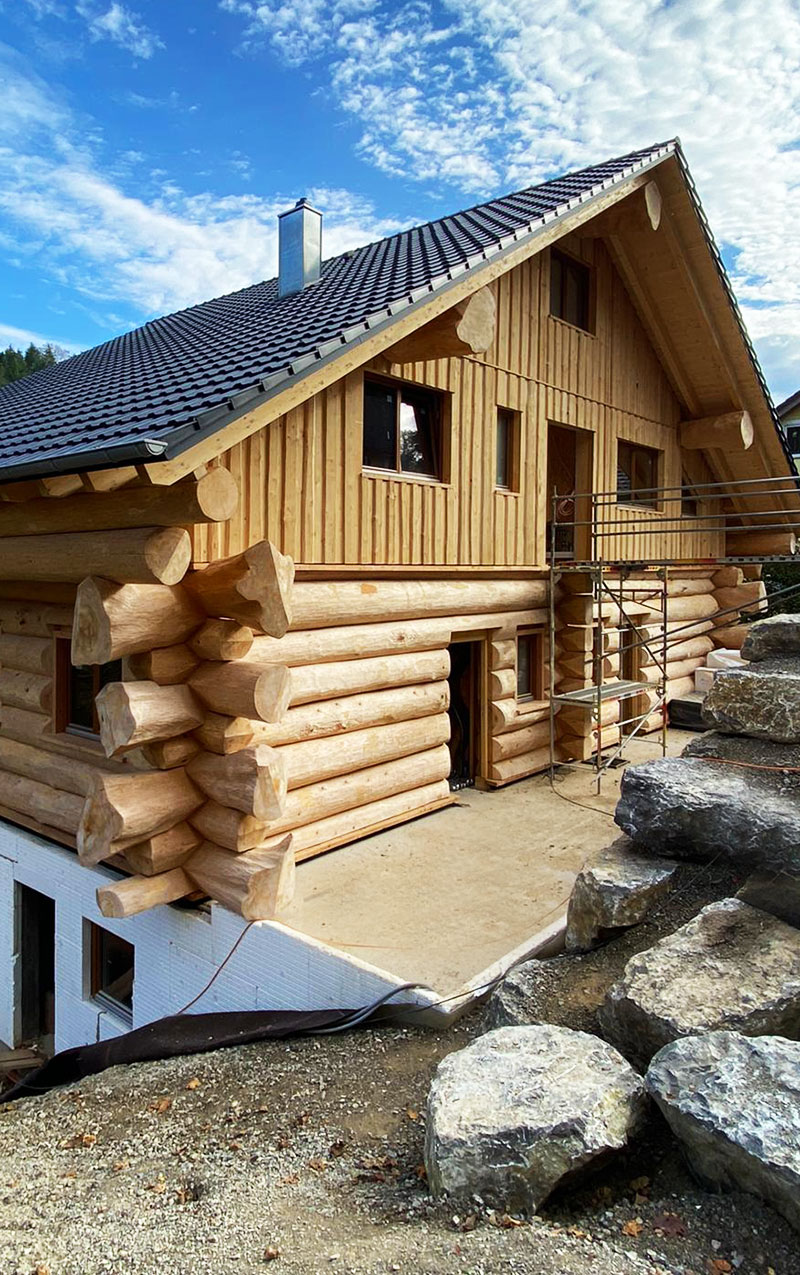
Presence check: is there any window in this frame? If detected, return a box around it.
[496,407,520,491]
[550,249,591,332]
[617,440,660,509]
[787,424,800,457]
[89,923,134,1022]
[363,376,444,479]
[55,639,121,738]
[517,631,545,701]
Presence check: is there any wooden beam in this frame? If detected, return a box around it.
[680,411,754,451]
[78,769,203,866]
[140,735,200,770]
[290,578,546,630]
[0,468,238,537]
[184,835,295,921]
[95,680,205,758]
[386,285,496,364]
[0,769,84,832]
[189,800,267,853]
[122,823,201,874]
[127,643,199,685]
[247,618,452,667]
[249,680,449,748]
[0,527,191,585]
[188,620,254,662]
[97,868,194,918]
[194,712,255,755]
[189,660,291,722]
[725,530,797,557]
[187,744,287,820]
[184,541,294,637]
[72,579,203,664]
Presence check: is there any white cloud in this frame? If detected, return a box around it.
[77,2,164,59]
[222,0,800,400]
[0,320,80,356]
[0,50,403,320]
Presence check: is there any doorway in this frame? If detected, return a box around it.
[447,640,483,790]
[619,622,645,733]
[16,883,55,1053]
[546,422,593,559]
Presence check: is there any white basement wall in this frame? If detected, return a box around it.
[0,822,435,1054]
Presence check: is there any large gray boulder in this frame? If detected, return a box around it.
[737,870,800,930]
[565,836,677,953]
[742,613,800,662]
[646,1032,800,1234]
[615,756,800,875]
[683,730,800,795]
[599,899,800,1068]
[702,659,800,742]
[424,1025,647,1212]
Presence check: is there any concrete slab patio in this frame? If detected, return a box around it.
[285,730,695,995]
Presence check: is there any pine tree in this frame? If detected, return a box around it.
[0,342,58,387]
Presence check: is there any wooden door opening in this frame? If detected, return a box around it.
[620,622,644,733]
[447,640,482,790]
[16,883,55,1053]
[546,422,593,560]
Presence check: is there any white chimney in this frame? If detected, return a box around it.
[278,197,322,298]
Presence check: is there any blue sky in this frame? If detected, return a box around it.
[1,0,798,401]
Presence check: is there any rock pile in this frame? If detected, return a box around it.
[425,615,800,1231]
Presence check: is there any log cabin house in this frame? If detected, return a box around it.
[0,138,797,1052]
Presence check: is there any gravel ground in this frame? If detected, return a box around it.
[0,862,798,1275]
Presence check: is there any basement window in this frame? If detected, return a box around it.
[517,631,545,701]
[89,923,134,1023]
[363,376,444,479]
[55,638,122,739]
[617,441,661,509]
[550,249,592,332]
[496,407,521,491]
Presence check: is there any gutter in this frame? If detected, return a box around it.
[0,144,678,485]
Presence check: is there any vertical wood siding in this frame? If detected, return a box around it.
[192,235,722,567]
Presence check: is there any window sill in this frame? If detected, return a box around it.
[615,502,662,515]
[515,697,549,716]
[494,486,520,497]
[362,467,450,489]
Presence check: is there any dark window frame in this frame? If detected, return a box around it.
[616,440,662,510]
[517,630,545,702]
[362,374,446,481]
[89,922,134,1024]
[55,638,122,740]
[550,248,592,333]
[495,406,521,491]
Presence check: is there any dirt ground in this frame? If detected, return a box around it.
[1,861,798,1275]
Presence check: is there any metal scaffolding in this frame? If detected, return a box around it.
[547,473,800,789]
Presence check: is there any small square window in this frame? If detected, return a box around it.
[55,639,121,738]
[517,631,545,701]
[617,441,660,509]
[786,424,800,456]
[496,407,520,491]
[363,376,444,479]
[550,250,591,332]
[89,923,134,1022]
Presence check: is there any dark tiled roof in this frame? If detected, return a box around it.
[0,143,676,478]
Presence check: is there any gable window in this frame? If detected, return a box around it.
[496,407,521,491]
[517,631,545,701]
[550,249,591,332]
[786,424,800,457]
[55,639,121,739]
[617,441,660,509]
[363,376,444,479]
[88,923,134,1023]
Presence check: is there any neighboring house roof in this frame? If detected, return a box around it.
[777,389,800,421]
[0,138,786,481]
